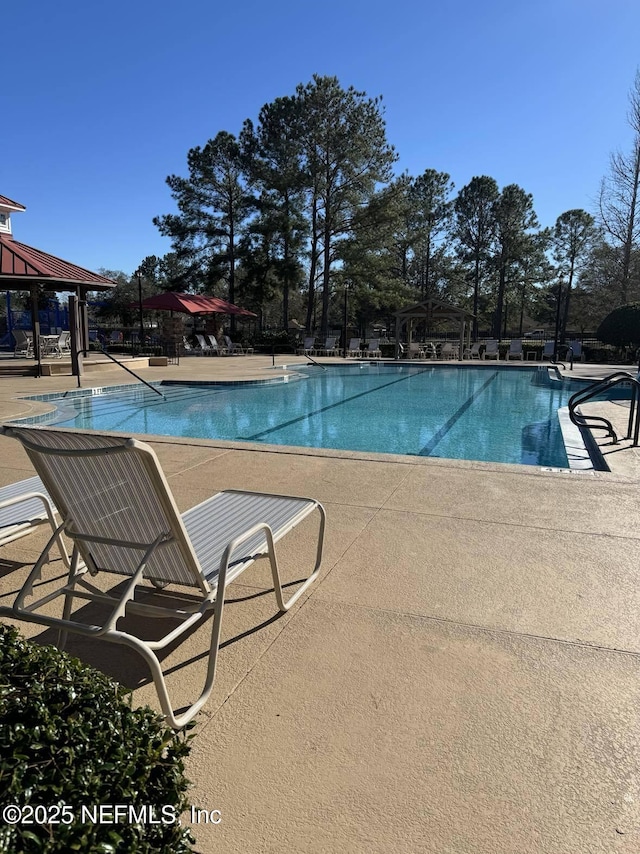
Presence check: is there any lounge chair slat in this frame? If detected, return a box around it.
[183,491,317,587]
[0,476,51,528]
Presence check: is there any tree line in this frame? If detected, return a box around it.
[101,71,640,342]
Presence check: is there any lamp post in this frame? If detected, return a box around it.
[136,268,144,353]
[553,276,563,362]
[342,280,351,358]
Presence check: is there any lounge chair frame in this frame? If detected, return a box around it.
[296,337,315,355]
[13,329,33,358]
[463,342,482,360]
[483,340,500,360]
[347,338,362,358]
[440,342,459,360]
[506,339,524,360]
[366,339,382,358]
[313,337,337,357]
[207,335,229,356]
[0,426,325,729]
[0,475,68,563]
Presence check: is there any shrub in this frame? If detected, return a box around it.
[0,624,195,853]
[597,303,640,350]
[253,330,299,352]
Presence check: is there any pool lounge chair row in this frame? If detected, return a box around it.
[467,339,584,361]
[296,337,382,358]
[399,342,460,359]
[0,425,326,730]
[296,336,337,356]
[189,334,254,356]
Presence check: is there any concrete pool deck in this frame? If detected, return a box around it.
[1,357,639,853]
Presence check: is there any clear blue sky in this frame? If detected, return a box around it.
[4,0,639,278]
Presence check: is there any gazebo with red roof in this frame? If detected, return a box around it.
[0,194,116,375]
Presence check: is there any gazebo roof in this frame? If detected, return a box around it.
[0,195,26,212]
[0,235,116,292]
[394,296,475,321]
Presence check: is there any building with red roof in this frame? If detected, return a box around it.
[0,195,116,374]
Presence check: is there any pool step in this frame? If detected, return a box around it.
[0,362,38,378]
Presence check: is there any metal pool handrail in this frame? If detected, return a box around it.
[77,348,165,399]
[568,371,640,446]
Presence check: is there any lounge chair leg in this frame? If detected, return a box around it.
[264,503,326,612]
[58,546,84,649]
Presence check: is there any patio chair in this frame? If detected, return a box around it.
[407,343,424,359]
[506,339,523,360]
[567,340,583,363]
[296,337,315,355]
[52,330,71,358]
[347,338,362,357]
[463,342,482,360]
[440,342,459,360]
[423,342,438,359]
[0,425,326,730]
[0,474,68,564]
[207,335,229,356]
[366,339,382,358]
[541,341,556,361]
[224,335,246,355]
[196,334,214,355]
[13,330,33,358]
[182,336,196,355]
[483,340,499,360]
[314,337,337,356]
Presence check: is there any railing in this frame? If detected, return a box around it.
[568,371,640,445]
[78,348,165,399]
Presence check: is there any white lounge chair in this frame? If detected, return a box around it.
[366,339,381,358]
[440,342,459,360]
[463,342,482,360]
[506,339,523,360]
[297,337,315,355]
[314,337,337,356]
[49,330,71,358]
[0,475,67,564]
[196,334,214,355]
[567,340,583,362]
[13,330,33,358]
[182,336,196,354]
[0,426,326,730]
[224,335,246,355]
[483,340,499,360]
[542,341,556,361]
[347,338,362,357]
[207,335,229,356]
[408,343,424,359]
[423,342,438,359]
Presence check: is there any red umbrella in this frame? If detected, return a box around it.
[140,292,256,316]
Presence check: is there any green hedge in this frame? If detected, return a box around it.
[0,624,195,853]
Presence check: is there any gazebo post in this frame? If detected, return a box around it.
[69,295,83,384]
[30,285,42,378]
[79,286,90,353]
[395,316,401,359]
[6,292,12,338]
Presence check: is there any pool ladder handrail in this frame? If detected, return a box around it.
[77,347,166,399]
[568,371,640,446]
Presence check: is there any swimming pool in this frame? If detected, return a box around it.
[18,364,594,468]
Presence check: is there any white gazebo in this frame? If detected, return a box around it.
[393,297,475,361]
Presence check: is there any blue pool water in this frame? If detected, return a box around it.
[21,365,590,468]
